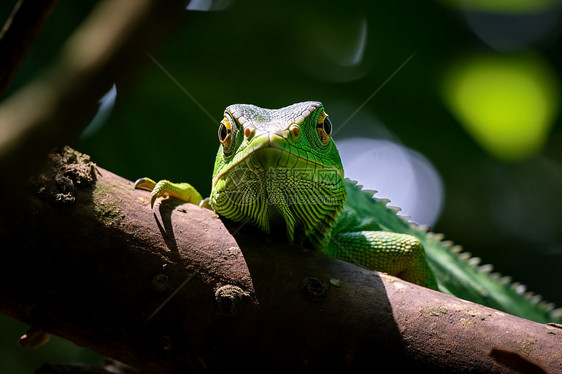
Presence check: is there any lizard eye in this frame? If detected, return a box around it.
[322,117,332,136]
[218,122,230,143]
[218,114,238,154]
[316,112,332,144]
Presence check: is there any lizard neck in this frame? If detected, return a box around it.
[210,146,347,247]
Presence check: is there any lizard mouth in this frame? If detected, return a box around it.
[212,133,332,189]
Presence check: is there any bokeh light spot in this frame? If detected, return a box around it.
[442,54,559,160]
[338,138,443,227]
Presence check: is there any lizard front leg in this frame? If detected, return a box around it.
[134,177,204,208]
[325,231,438,289]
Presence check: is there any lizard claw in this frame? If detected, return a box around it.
[149,180,173,208]
[134,177,202,208]
[134,177,156,191]
[134,177,160,208]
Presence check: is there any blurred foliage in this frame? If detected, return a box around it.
[0,315,102,373]
[441,0,562,13]
[1,0,561,372]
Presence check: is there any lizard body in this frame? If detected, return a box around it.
[136,101,561,323]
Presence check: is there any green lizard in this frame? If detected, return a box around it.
[135,101,561,323]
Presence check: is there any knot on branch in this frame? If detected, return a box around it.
[214,285,250,316]
[32,146,97,204]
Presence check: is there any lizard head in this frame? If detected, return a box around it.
[210,101,347,245]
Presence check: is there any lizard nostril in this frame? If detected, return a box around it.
[290,124,300,139]
[244,126,255,139]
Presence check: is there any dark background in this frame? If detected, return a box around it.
[1,1,561,372]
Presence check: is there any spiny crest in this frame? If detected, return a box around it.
[349,179,562,322]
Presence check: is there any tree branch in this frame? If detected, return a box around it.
[0,147,559,373]
[0,0,189,188]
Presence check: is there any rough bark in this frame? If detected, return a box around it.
[0,147,560,374]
